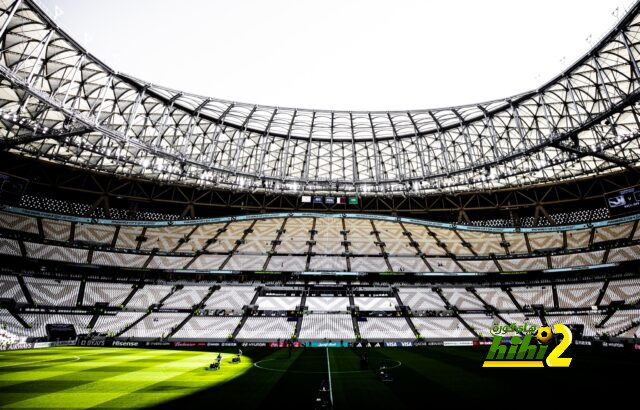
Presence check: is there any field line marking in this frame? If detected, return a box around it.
[326,348,333,406]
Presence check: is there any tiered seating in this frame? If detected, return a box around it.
[188,254,228,270]
[458,260,499,272]
[502,233,528,254]
[42,219,71,241]
[313,218,344,254]
[74,223,116,245]
[208,220,253,253]
[92,312,145,334]
[544,314,605,337]
[146,255,193,270]
[305,297,350,312]
[556,282,604,308]
[161,286,209,309]
[353,297,397,311]
[236,317,296,341]
[308,256,347,271]
[115,226,144,249]
[593,222,634,243]
[499,257,548,271]
[401,224,445,256]
[120,313,189,339]
[428,257,462,272]
[126,285,172,309]
[374,221,415,255]
[18,314,92,338]
[600,310,640,336]
[429,227,473,256]
[0,309,28,338]
[358,317,415,340]
[457,230,505,256]
[204,286,256,311]
[527,231,563,250]
[267,256,307,271]
[601,278,640,305]
[551,251,604,268]
[459,313,498,338]
[299,314,355,341]
[397,288,446,310]
[349,257,388,272]
[387,256,427,272]
[441,289,485,310]
[276,218,313,254]
[236,219,280,254]
[91,251,149,268]
[566,228,591,249]
[411,317,475,339]
[510,285,554,309]
[0,238,21,256]
[256,296,301,310]
[345,219,379,255]
[475,287,518,310]
[171,316,240,341]
[24,277,79,306]
[0,274,27,303]
[139,225,193,252]
[84,282,133,306]
[174,223,226,252]
[607,245,640,263]
[497,313,530,336]
[224,254,268,271]
[24,242,88,264]
[0,212,38,234]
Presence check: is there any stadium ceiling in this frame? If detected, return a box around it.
[1,0,640,196]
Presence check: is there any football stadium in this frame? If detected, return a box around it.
[0,0,639,408]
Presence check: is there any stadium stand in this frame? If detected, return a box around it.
[236,316,297,342]
[299,314,356,341]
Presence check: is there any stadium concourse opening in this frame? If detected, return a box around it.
[0,0,640,408]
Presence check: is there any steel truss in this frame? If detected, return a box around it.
[1,0,640,196]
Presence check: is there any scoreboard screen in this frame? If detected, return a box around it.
[606,187,640,215]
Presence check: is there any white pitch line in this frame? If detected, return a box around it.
[325,348,333,406]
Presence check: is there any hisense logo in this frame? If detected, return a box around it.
[482,324,573,368]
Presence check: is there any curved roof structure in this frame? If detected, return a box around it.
[0,0,640,195]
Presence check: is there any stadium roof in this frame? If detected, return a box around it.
[1,0,640,195]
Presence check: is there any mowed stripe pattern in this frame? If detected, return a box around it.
[0,347,252,408]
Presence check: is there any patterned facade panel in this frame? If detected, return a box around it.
[550,251,605,268]
[24,242,88,264]
[503,233,528,254]
[349,257,388,272]
[267,255,307,271]
[146,255,192,270]
[527,232,563,250]
[308,256,348,271]
[139,225,193,251]
[188,254,227,270]
[593,222,634,243]
[115,226,143,249]
[0,212,38,234]
[388,256,428,272]
[223,254,268,271]
[427,257,462,273]
[566,229,591,249]
[457,231,505,256]
[606,245,640,262]
[498,257,548,272]
[74,224,116,245]
[92,251,149,268]
[458,259,499,273]
[42,219,71,241]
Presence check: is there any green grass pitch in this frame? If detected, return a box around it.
[0,345,637,408]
